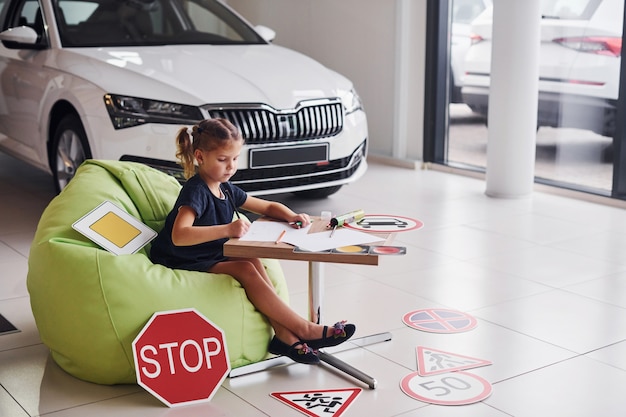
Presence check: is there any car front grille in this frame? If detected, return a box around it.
[230,140,366,193]
[121,139,367,194]
[203,99,344,143]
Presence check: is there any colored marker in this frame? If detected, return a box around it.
[275,230,286,244]
[289,221,303,229]
[329,209,364,237]
[330,209,365,228]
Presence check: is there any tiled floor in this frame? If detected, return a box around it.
[3,152,626,416]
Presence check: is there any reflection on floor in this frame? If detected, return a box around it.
[3,152,626,416]
[448,103,614,192]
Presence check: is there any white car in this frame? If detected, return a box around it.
[461,0,622,137]
[449,0,491,103]
[0,0,368,197]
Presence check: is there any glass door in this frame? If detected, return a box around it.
[428,0,626,198]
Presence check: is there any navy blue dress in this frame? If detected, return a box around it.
[150,175,248,272]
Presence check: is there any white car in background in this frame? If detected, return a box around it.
[461,0,622,137]
[450,0,491,103]
[0,0,368,197]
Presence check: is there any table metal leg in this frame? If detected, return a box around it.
[229,356,291,378]
[230,260,391,389]
[229,332,393,383]
[308,261,324,324]
[318,352,378,389]
[315,331,393,389]
[307,261,391,389]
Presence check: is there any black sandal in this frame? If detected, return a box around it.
[268,336,320,365]
[303,321,356,349]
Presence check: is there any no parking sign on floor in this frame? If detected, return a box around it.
[403,308,478,333]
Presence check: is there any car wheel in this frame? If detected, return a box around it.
[293,185,342,199]
[51,114,92,193]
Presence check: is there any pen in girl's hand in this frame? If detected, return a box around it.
[289,221,303,229]
[222,186,241,219]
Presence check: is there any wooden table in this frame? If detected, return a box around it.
[225,218,393,389]
[224,217,383,264]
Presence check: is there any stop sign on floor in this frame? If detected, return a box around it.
[132,308,230,407]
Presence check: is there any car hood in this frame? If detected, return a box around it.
[53,44,351,109]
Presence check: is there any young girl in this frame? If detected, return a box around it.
[150,118,355,364]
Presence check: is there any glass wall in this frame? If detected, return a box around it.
[445,0,623,195]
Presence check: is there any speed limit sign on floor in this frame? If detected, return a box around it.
[400,371,492,406]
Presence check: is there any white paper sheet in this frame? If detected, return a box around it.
[283,228,384,252]
[238,220,384,252]
[238,221,311,242]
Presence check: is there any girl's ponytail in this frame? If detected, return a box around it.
[175,127,195,179]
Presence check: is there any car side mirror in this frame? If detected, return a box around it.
[254,25,276,43]
[0,26,46,50]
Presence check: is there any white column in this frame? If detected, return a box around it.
[392,0,411,159]
[485,0,541,198]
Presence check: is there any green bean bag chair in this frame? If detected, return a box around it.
[27,160,288,385]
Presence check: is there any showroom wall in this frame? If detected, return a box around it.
[227,0,426,163]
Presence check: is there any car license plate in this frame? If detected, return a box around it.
[249,144,329,169]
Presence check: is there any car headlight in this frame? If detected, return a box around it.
[342,88,364,115]
[104,94,203,129]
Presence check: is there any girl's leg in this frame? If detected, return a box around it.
[230,257,274,289]
[224,258,297,342]
[209,260,325,343]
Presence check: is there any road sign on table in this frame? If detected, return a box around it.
[345,214,423,233]
[132,308,230,407]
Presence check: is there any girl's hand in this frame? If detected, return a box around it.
[290,213,311,229]
[229,218,250,238]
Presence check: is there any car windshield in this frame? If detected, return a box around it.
[54,0,265,47]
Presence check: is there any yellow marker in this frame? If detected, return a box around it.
[330,209,365,227]
[329,209,365,238]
